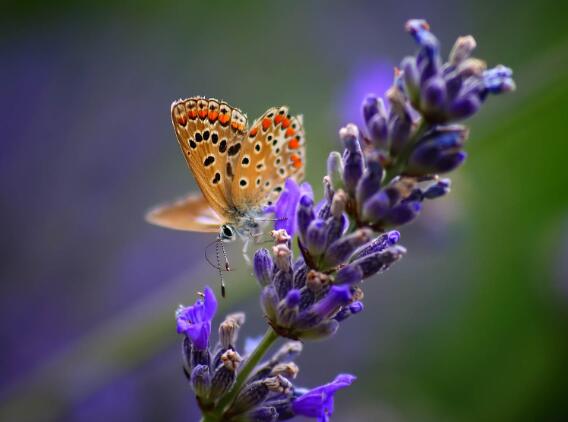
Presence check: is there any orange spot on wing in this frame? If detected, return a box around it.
[198,110,207,119]
[291,154,302,168]
[288,138,300,149]
[262,118,271,130]
[249,126,258,137]
[281,118,291,129]
[231,121,239,130]
[188,110,198,119]
[208,111,218,122]
[285,128,296,138]
[219,114,230,124]
[176,115,187,125]
[274,114,283,124]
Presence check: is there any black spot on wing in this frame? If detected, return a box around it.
[228,143,241,156]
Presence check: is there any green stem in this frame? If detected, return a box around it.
[204,327,279,421]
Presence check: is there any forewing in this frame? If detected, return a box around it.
[171,97,248,220]
[145,193,222,232]
[230,105,305,210]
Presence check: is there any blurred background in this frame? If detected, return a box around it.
[1,0,567,421]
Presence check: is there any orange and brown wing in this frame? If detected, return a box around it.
[171,97,248,221]
[230,105,305,211]
[145,193,222,233]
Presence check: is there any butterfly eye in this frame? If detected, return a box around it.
[221,225,235,240]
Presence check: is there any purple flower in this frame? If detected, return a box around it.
[292,374,356,422]
[266,179,313,237]
[399,19,515,124]
[176,286,218,350]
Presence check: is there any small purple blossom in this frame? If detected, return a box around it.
[266,178,313,237]
[176,286,217,350]
[292,374,356,422]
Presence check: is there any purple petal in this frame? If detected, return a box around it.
[292,374,356,420]
[202,286,218,320]
[271,179,314,237]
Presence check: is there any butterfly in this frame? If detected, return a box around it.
[146,97,306,290]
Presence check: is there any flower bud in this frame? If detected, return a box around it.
[247,406,278,422]
[261,285,279,321]
[253,248,273,287]
[327,152,344,191]
[350,230,401,260]
[356,158,384,207]
[307,285,352,322]
[221,349,242,371]
[407,127,467,174]
[449,94,481,120]
[384,201,422,226]
[449,35,477,66]
[274,268,293,299]
[334,265,363,285]
[362,190,391,222]
[362,94,380,124]
[297,195,315,244]
[270,341,303,364]
[182,336,192,372]
[219,312,245,349]
[324,229,373,268]
[340,124,364,195]
[421,75,447,118]
[293,261,308,289]
[264,375,293,395]
[423,178,451,199]
[271,362,299,379]
[277,289,301,327]
[483,65,515,94]
[210,365,236,399]
[351,245,407,278]
[330,189,347,218]
[401,56,420,105]
[231,381,270,415]
[334,301,364,322]
[389,112,413,157]
[305,219,328,256]
[300,319,340,340]
[436,151,467,173]
[272,243,292,272]
[191,365,211,398]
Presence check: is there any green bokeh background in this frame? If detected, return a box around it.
[1,1,567,421]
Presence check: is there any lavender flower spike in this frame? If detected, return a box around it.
[292,374,356,422]
[176,286,218,351]
[165,18,515,422]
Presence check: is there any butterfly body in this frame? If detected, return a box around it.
[147,97,305,245]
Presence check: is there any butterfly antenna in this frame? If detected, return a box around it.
[215,239,227,298]
[205,238,222,270]
[254,216,288,222]
[251,232,274,245]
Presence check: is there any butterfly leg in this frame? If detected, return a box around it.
[242,237,252,266]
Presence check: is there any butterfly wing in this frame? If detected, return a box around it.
[230,105,305,210]
[171,97,248,221]
[145,193,222,232]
